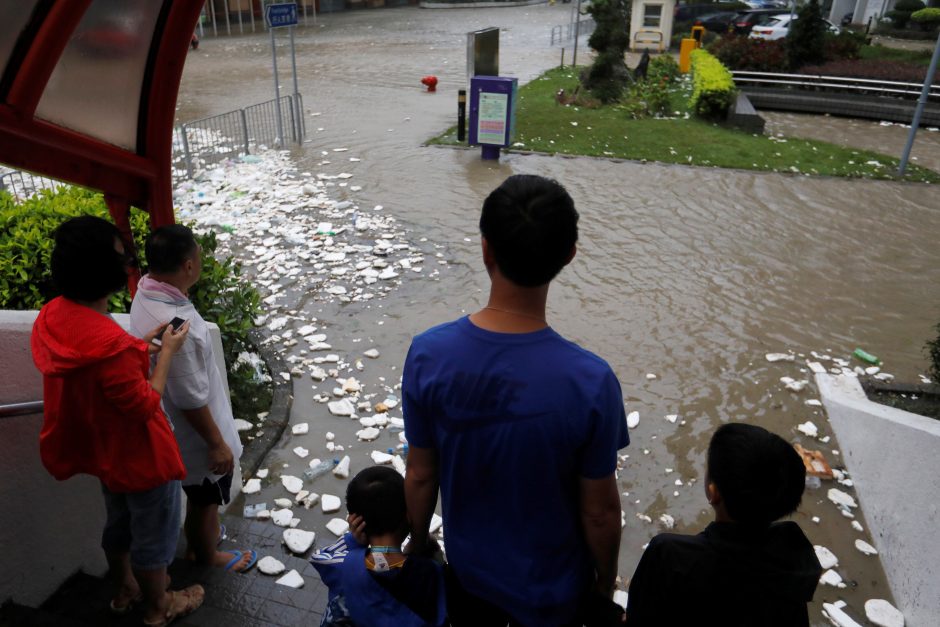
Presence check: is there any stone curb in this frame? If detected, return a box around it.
[239,327,293,480]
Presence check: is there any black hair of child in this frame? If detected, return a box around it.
[479,174,579,288]
[707,423,806,526]
[145,224,198,274]
[52,215,129,301]
[346,466,407,536]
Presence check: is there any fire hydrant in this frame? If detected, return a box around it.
[421,75,438,92]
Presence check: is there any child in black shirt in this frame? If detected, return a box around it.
[626,423,823,626]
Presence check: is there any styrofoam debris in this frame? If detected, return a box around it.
[814,545,839,570]
[283,528,316,554]
[271,508,293,527]
[820,569,846,588]
[828,488,858,509]
[627,411,640,429]
[234,419,253,432]
[371,450,394,464]
[328,399,356,417]
[281,475,304,494]
[797,421,819,438]
[274,498,293,509]
[243,478,262,494]
[293,446,309,458]
[292,423,309,435]
[258,556,286,575]
[276,569,304,588]
[357,427,381,441]
[333,455,351,479]
[822,600,864,627]
[326,518,350,537]
[364,349,380,359]
[321,494,342,513]
[855,539,878,556]
[766,353,795,362]
[864,599,904,627]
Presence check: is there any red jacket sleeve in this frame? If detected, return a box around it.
[98,349,165,423]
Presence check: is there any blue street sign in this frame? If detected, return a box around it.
[265,2,298,28]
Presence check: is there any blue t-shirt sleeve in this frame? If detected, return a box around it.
[580,369,629,479]
[403,341,434,449]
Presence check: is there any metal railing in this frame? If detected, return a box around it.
[550,18,596,46]
[732,71,940,102]
[173,93,304,178]
[0,170,63,201]
[0,401,43,419]
[195,0,318,38]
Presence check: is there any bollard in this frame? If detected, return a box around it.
[458,90,467,142]
[481,145,501,160]
[560,47,565,68]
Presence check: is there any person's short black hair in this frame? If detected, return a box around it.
[346,466,407,537]
[479,174,579,287]
[707,423,805,526]
[51,216,128,301]
[145,224,198,274]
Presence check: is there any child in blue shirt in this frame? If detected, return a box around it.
[311,466,447,627]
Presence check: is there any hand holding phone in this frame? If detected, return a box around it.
[151,317,187,347]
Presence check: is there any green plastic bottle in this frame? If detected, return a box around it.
[854,348,880,365]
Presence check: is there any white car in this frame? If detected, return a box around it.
[749,14,840,40]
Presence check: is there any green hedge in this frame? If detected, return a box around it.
[689,49,737,120]
[911,7,940,29]
[0,186,260,367]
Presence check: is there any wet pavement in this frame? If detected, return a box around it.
[172,6,939,626]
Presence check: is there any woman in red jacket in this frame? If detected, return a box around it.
[32,216,203,627]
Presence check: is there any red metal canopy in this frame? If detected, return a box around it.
[0,0,203,284]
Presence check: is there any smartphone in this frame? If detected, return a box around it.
[151,317,187,346]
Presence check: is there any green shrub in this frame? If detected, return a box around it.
[0,187,149,312]
[708,36,788,71]
[887,0,926,28]
[621,78,673,119]
[824,31,865,61]
[911,7,940,29]
[928,321,940,383]
[689,49,737,119]
[0,186,260,371]
[648,55,681,84]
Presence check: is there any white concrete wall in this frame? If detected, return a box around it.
[630,0,676,52]
[0,310,233,605]
[816,373,940,627]
[830,0,856,24]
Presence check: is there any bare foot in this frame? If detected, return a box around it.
[214,549,255,572]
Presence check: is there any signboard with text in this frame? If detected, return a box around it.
[265,2,298,28]
[468,76,518,147]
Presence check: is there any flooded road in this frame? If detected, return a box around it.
[177,7,939,624]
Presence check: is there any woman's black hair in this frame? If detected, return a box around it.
[707,423,806,526]
[346,466,407,537]
[51,216,128,301]
[479,174,579,287]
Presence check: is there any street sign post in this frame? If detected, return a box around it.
[265,3,300,146]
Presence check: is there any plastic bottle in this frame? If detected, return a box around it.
[303,460,333,481]
[854,348,880,365]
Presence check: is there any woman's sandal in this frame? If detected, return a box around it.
[141,585,205,627]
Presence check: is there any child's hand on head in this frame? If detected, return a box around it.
[347,513,367,546]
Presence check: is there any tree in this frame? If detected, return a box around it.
[581,0,632,103]
[787,0,827,70]
[886,0,926,28]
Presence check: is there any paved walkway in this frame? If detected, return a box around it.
[0,515,328,626]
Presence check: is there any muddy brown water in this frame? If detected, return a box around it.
[177,7,939,624]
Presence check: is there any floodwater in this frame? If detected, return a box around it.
[177,6,939,624]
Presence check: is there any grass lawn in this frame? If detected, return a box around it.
[429,67,940,183]
[860,44,935,66]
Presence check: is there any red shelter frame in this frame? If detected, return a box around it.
[0,1,203,292]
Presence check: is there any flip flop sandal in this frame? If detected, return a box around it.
[108,592,142,615]
[223,549,258,573]
[217,523,226,545]
[141,585,205,627]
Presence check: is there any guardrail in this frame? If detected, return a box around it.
[0,170,63,202]
[549,18,596,46]
[173,93,304,178]
[732,71,940,101]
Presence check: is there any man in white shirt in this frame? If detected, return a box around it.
[130,225,255,573]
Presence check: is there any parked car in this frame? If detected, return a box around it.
[694,11,739,32]
[731,8,790,35]
[675,2,742,22]
[749,15,841,40]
